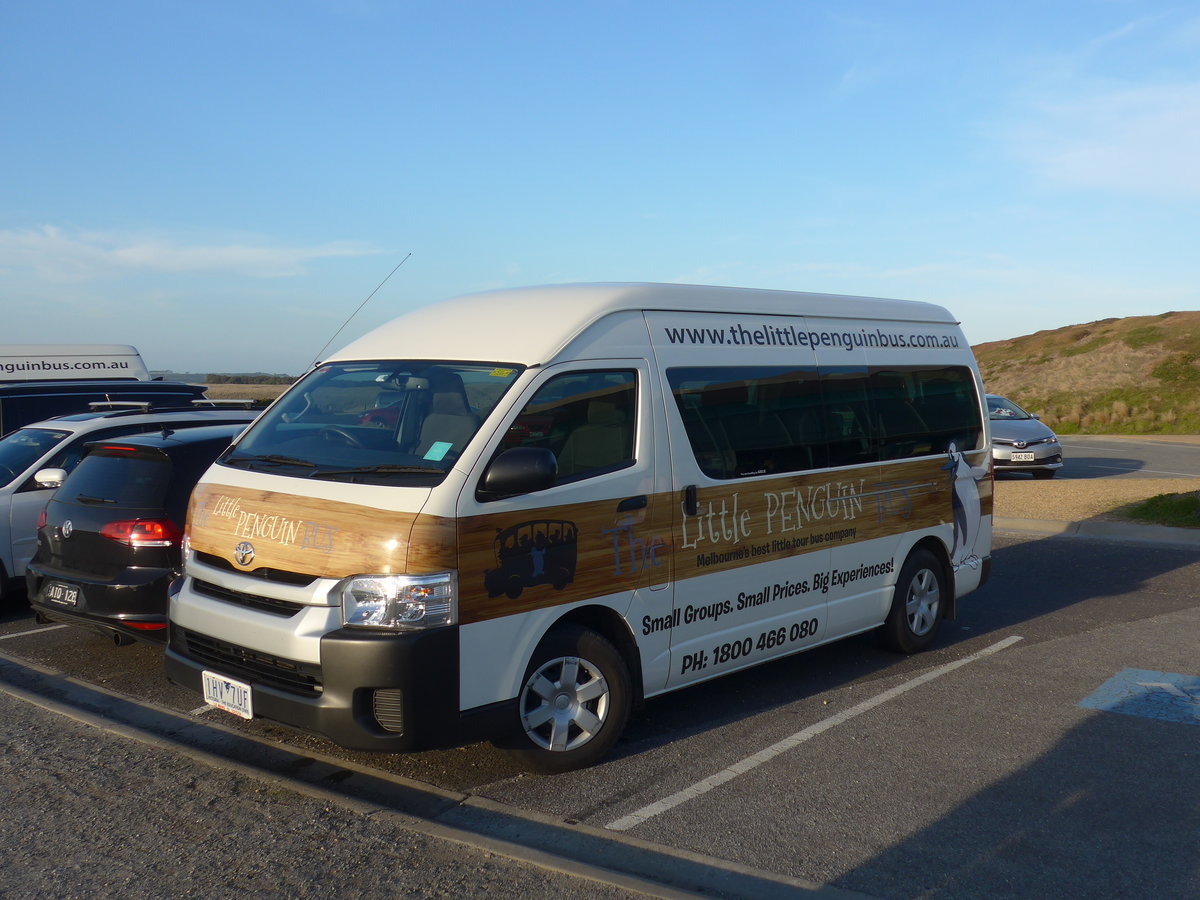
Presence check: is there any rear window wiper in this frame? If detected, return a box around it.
[309,464,445,480]
[76,493,117,504]
[227,453,317,469]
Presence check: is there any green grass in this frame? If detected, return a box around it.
[1121,492,1200,529]
[1124,326,1163,349]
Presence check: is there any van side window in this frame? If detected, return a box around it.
[501,371,637,482]
[908,367,983,453]
[668,367,827,479]
[667,364,982,479]
[820,368,877,468]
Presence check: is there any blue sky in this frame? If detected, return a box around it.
[2,1,1197,375]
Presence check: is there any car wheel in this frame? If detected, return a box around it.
[510,624,631,774]
[881,548,945,654]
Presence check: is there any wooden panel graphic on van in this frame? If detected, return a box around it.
[187,484,455,578]
[187,451,991,624]
[456,452,991,624]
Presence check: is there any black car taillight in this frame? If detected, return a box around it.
[100,518,183,549]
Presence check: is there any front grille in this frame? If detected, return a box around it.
[193,579,307,617]
[174,625,322,696]
[194,551,317,587]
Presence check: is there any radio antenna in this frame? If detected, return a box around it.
[311,252,412,367]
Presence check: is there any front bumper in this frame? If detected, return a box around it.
[165,623,513,752]
[26,563,172,644]
[991,444,1063,472]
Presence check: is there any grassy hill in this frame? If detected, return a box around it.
[973,310,1200,434]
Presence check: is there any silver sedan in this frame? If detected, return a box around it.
[987,394,1063,479]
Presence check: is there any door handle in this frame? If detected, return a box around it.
[617,495,647,512]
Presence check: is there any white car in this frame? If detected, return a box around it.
[987,393,1063,478]
[0,406,258,602]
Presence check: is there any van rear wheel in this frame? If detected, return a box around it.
[509,624,631,774]
[881,548,945,654]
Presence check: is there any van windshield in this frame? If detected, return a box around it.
[0,427,70,487]
[220,361,524,485]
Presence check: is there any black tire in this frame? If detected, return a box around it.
[509,624,631,774]
[880,548,946,654]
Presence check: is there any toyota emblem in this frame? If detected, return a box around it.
[233,541,255,567]
[62,520,74,539]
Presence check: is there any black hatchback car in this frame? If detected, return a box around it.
[26,424,245,646]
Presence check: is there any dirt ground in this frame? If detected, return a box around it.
[204,383,290,402]
[994,476,1200,523]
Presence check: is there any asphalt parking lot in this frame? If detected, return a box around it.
[2,524,1198,899]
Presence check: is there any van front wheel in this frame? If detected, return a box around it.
[881,548,945,654]
[510,624,631,774]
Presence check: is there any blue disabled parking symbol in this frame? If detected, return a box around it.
[1080,669,1200,726]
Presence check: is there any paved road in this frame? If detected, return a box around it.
[1057,434,1200,480]
[2,527,1198,899]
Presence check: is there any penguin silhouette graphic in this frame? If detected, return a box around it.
[943,442,986,570]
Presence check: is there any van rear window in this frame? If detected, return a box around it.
[667,365,982,479]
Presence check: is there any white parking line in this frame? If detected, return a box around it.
[606,634,1024,832]
[1083,464,1200,478]
[0,624,68,640]
[189,705,217,716]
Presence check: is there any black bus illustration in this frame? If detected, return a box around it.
[484,519,578,600]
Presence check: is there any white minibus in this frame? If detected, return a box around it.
[166,283,992,772]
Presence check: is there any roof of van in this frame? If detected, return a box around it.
[330,282,959,367]
[0,343,149,382]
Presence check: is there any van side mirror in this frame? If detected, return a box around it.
[33,467,68,489]
[478,447,557,501]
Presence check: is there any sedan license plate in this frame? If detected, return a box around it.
[44,581,79,607]
[202,670,253,719]
[1010,451,1036,462]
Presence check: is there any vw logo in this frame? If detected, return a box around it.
[233,541,255,567]
[62,520,74,539]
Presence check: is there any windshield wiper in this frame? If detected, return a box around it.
[309,464,445,480]
[227,453,317,469]
[76,493,117,504]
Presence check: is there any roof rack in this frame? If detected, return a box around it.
[88,400,155,412]
[189,398,260,409]
[70,404,261,421]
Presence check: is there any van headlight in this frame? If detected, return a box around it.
[340,572,457,630]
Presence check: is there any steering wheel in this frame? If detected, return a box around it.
[319,426,365,449]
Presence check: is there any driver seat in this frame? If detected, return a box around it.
[415,374,480,459]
